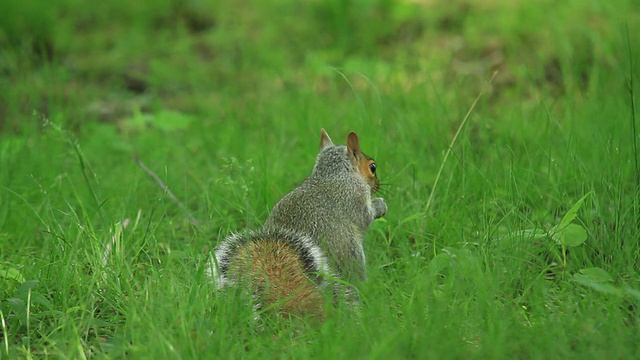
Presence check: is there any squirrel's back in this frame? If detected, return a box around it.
[208,129,386,320]
[263,130,384,283]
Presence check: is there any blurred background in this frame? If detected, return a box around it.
[1,0,638,132]
[1,3,639,357]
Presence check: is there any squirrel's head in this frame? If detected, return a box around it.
[318,129,380,193]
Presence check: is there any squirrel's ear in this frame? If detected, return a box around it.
[346,132,361,156]
[320,128,334,150]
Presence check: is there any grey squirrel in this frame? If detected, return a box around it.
[207,129,387,320]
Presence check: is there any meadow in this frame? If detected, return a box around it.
[1,0,639,358]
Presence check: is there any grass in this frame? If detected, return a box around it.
[1,0,639,358]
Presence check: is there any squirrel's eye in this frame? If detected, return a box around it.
[369,162,377,174]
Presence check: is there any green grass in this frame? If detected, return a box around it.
[1,0,639,358]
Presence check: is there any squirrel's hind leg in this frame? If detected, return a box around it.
[208,231,330,322]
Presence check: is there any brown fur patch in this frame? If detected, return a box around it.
[347,132,380,193]
[228,238,324,321]
[357,155,379,193]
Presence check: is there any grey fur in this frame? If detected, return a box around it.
[262,143,387,284]
[208,131,387,311]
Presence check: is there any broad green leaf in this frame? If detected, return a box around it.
[552,223,587,247]
[573,267,624,297]
[6,297,25,311]
[31,293,53,309]
[574,281,624,296]
[153,111,193,131]
[557,192,592,230]
[0,267,25,283]
[14,280,39,297]
[624,287,640,301]
[426,253,451,277]
[576,267,614,282]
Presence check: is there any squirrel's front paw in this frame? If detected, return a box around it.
[372,198,387,219]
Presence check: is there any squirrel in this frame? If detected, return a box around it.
[207,129,387,320]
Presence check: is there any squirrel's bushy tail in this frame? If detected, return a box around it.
[208,231,332,320]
